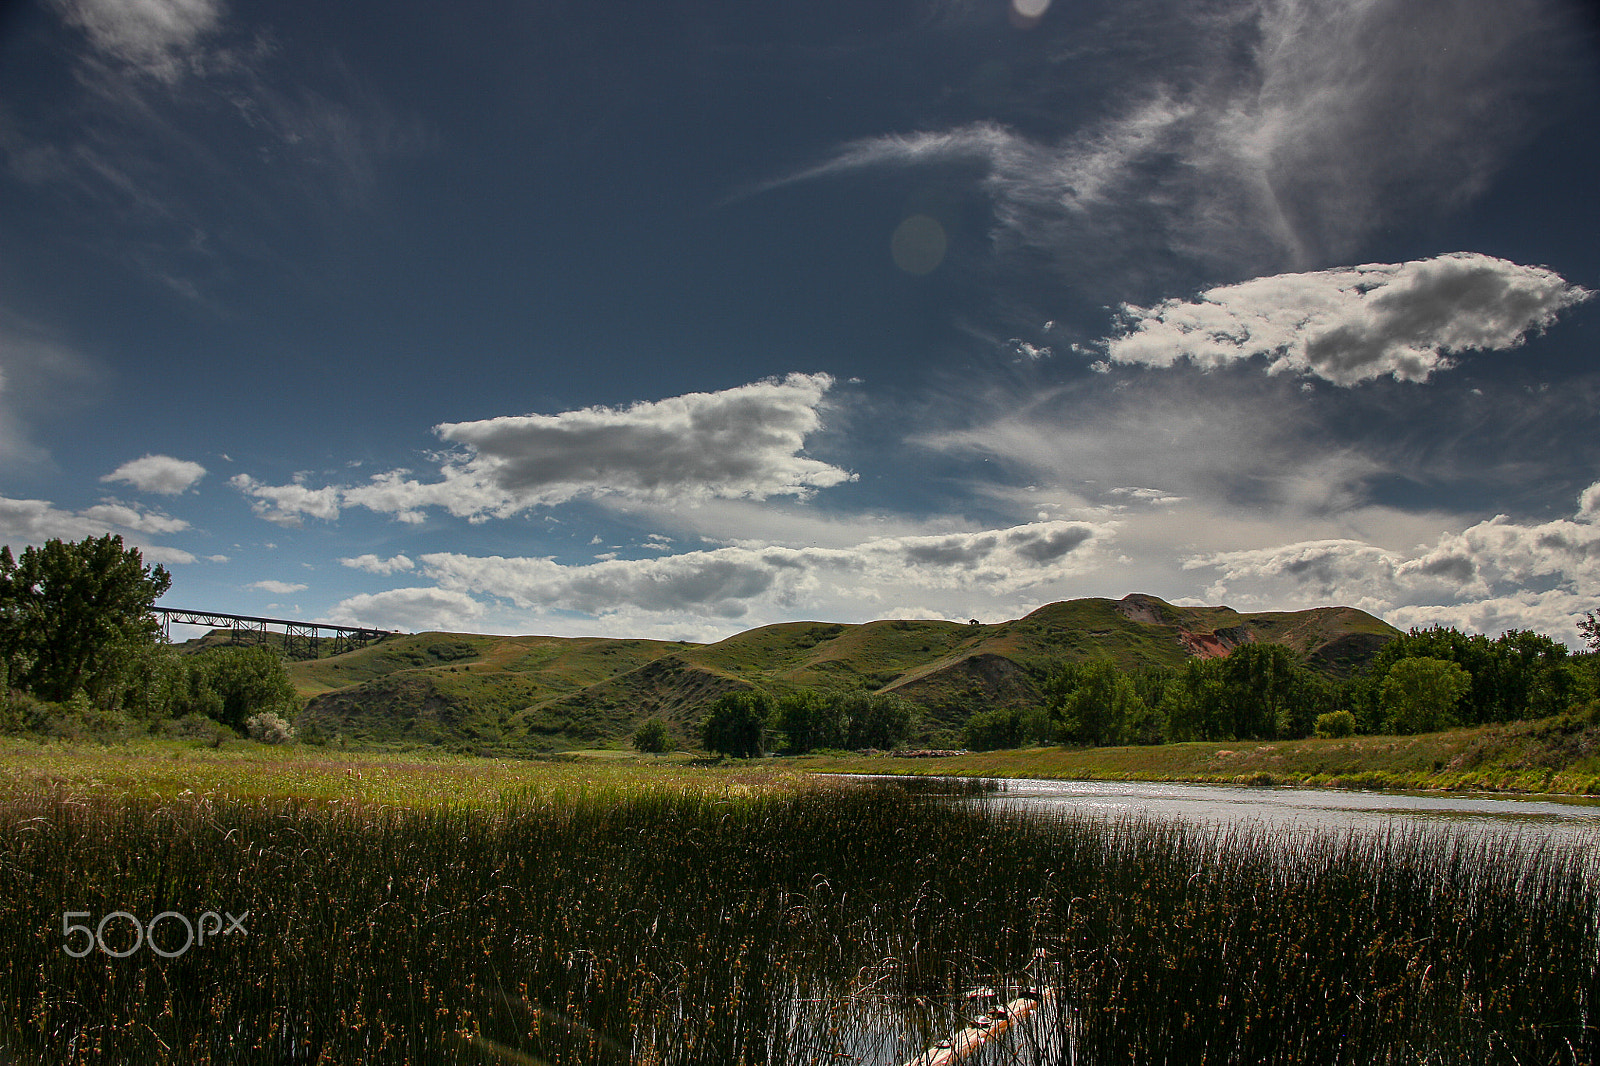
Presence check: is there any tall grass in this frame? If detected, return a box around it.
[0,779,1594,1064]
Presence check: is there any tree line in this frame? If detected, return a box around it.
[630,688,922,758]
[0,535,300,740]
[665,624,1597,757]
[971,626,1593,751]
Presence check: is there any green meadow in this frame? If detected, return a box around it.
[1,744,1595,1064]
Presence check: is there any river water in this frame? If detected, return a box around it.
[977,777,1600,845]
[842,774,1600,845]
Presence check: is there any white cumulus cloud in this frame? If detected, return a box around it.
[249,579,307,595]
[230,474,344,526]
[415,518,1111,623]
[0,495,194,563]
[340,554,416,575]
[1183,481,1600,646]
[102,454,207,494]
[325,587,486,633]
[80,501,190,535]
[233,374,855,526]
[1103,254,1592,385]
[431,371,852,509]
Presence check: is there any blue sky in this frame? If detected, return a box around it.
[2,0,1598,645]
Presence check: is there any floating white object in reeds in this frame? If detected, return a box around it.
[902,988,1057,1066]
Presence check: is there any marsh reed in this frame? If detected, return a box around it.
[0,778,1594,1064]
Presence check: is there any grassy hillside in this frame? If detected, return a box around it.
[292,632,692,752]
[287,594,1401,754]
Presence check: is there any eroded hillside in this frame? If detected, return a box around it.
[289,594,1400,753]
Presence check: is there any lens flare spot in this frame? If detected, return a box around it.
[1013,0,1050,17]
[891,215,947,275]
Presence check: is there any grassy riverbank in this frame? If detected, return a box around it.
[0,736,795,808]
[790,713,1600,796]
[7,706,1598,803]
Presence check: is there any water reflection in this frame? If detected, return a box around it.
[841,774,1600,842]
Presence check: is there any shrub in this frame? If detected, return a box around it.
[0,689,42,735]
[159,713,234,747]
[963,707,1022,751]
[245,711,297,745]
[1313,709,1357,739]
[31,692,139,741]
[631,718,671,754]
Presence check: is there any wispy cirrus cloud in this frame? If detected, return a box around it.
[49,0,224,82]
[770,0,1584,287]
[12,0,431,301]
[0,311,100,469]
[234,374,855,525]
[917,368,1388,521]
[1100,254,1592,385]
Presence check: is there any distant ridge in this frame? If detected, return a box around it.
[290,594,1401,754]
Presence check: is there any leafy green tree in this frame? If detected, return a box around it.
[772,689,844,754]
[109,639,191,722]
[700,690,771,758]
[1122,696,1168,746]
[1487,630,1571,720]
[1579,611,1600,652]
[1044,660,1146,747]
[195,645,301,733]
[1162,657,1226,742]
[1368,627,1492,724]
[962,706,1022,751]
[839,691,915,750]
[631,718,671,753]
[0,535,170,704]
[1567,651,1600,706]
[1369,625,1573,725]
[1381,657,1471,734]
[1215,643,1332,740]
[1018,706,1058,746]
[1157,646,1333,742]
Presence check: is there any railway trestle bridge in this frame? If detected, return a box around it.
[154,607,396,661]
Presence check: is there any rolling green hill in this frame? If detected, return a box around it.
[289,593,1401,754]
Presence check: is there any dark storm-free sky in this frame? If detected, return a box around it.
[2,0,1598,644]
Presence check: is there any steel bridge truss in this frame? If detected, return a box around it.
[153,608,394,661]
